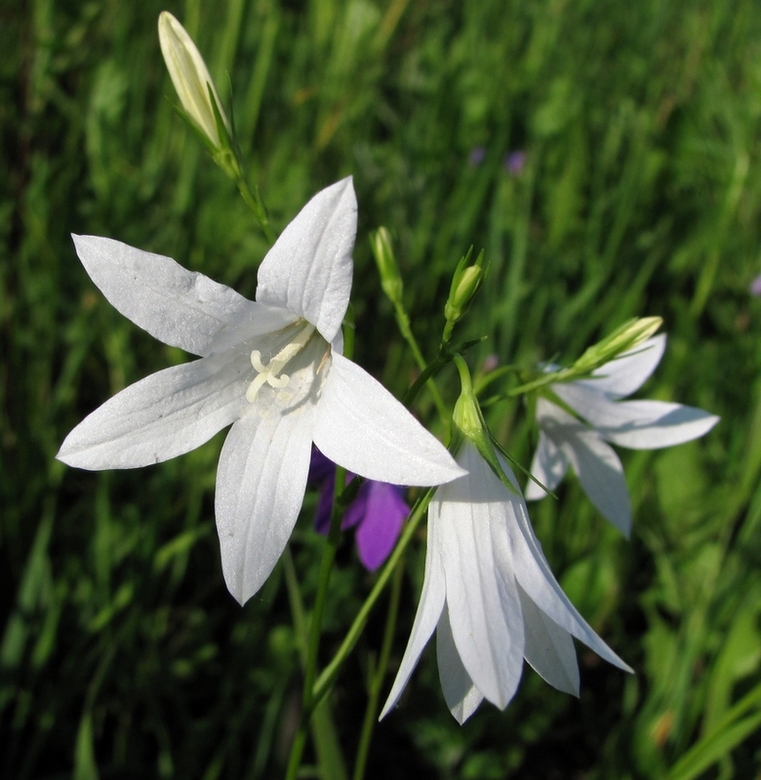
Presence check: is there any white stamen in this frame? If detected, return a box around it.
[246,323,316,403]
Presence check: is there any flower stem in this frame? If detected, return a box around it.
[310,486,435,710]
[352,556,405,780]
[392,303,449,425]
[284,466,347,780]
[236,176,276,245]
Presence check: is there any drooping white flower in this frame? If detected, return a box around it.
[57,178,464,604]
[380,442,630,724]
[158,11,230,149]
[525,334,719,534]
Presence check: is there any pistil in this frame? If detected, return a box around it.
[246,323,316,402]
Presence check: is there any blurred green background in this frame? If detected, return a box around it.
[3,0,761,777]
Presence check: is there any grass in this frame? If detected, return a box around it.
[2,0,761,778]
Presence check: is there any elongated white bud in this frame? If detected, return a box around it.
[158,11,230,149]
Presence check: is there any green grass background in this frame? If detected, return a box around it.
[2,0,761,777]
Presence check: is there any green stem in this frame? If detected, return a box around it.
[311,487,435,709]
[237,177,276,245]
[393,304,449,424]
[402,354,448,409]
[284,467,347,780]
[352,557,405,780]
[282,546,308,666]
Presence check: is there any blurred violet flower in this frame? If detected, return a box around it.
[505,151,526,176]
[750,274,761,296]
[310,448,409,571]
[481,354,499,374]
[468,147,486,166]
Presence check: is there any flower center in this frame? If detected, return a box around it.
[246,322,316,403]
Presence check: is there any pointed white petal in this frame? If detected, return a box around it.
[380,513,446,719]
[536,401,632,534]
[436,444,525,709]
[594,401,720,449]
[71,235,278,357]
[57,355,247,469]
[518,584,579,696]
[256,179,356,343]
[567,431,631,534]
[554,380,719,451]
[215,403,316,605]
[578,334,666,398]
[313,353,464,486]
[436,605,484,723]
[503,470,632,672]
[526,409,570,500]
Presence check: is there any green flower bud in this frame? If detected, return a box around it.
[443,248,486,343]
[573,316,663,375]
[369,227,404,305]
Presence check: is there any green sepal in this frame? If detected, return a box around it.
[451,356,520,497]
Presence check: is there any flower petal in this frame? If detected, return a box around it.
[436,444,525,709]
[526,423,569,500]
[593,401,720,449]
[436,605,484,724]
[579,334,666,398]
[215,403,316,605]
[537,401,632,534]
[380,512,446,719]
[554,381,719,450]
[353,482,408,571]
[71,235,277,357]
[518,584,579,696]
[504,468,631,672]
[313,353,464,486]
[56,355,247,469]
[256,179,356,343]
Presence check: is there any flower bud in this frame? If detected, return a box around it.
[158,11,230,150]
[369,227,404,305]
[573,316,663,374]
[443,248,486,343]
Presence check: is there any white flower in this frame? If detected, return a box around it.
[526,334,719,534]
[158,11,229,148]
[380,442,630,724]
[57,178,464,604]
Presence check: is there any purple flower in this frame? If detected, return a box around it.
[750,274,761,296]
[468,147,486,166]
[504,151,526,176]
[310,448,409,571]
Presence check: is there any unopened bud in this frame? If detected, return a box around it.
[443,248,486,343]
[370,227,404,305]
[159,11,230,150]
[574,316,663,374]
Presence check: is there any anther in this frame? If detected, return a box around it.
[245,324,316,403]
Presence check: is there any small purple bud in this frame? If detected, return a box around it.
[481,354,499,373]
[750,274,761,296]
[469,147,486,166]
[505,151,526,176]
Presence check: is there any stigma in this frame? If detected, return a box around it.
[246,323,316,402]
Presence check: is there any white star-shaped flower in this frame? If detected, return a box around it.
[57,178,464,604]
[525,334,719,534]
[381,443,630,724]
